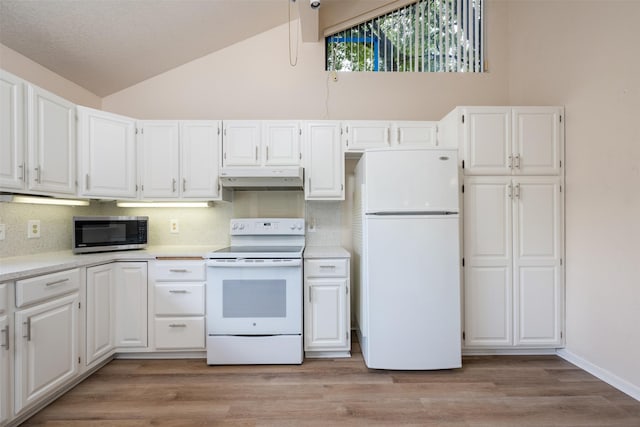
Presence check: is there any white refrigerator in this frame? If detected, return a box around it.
[354,148,461,370]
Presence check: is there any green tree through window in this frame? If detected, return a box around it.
[326,0,484,73]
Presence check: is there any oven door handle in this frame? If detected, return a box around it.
[206,259,302,268]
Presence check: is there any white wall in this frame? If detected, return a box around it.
[506,0,640,393]
[0,44,101,108]
[102,2,509,120]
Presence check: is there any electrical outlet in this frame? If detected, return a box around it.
[28,220,41,239]
[170,219,179,234]
[0,224,5,241]
[307,218,317,233]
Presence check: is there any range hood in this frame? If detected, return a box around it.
[219,166,304,190]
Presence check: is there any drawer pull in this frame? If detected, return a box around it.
[169,269,189,273]
[1,326,9,350]
[320,265,336,269]
[169,323,187,328]
[168,290,189,294]
[46,278,69,287]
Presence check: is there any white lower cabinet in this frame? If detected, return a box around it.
[304,256,350,357]
[1,282,10,425]
[14,292,79,414]
[463,176,563,349]
[85,264,116,366]
[151,260,206,350]
[114,262,148,348]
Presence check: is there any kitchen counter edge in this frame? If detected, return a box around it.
[303,246,351,259]
[0,245,221,282]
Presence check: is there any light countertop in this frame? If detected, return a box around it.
[303,246,351,259]
[0,245,223,282]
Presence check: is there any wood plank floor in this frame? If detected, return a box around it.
[22,342,640,426]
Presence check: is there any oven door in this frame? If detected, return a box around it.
[206,258,302,335]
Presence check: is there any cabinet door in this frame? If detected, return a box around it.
[14,293,79,414]
[0,70,26,190]
[114,262,147,348]
[304,121,344,200]
[344,121,390,151]
[78,106,137,198]
[0,315,9,425]
[180,121,221,198]
[463,107,512,175]
[463,177,513,347]
[27,85,76,194]
[513,177,563,346]
[222,121,260,166]
[263,121,301,166]
[139,121,180,198]
[393,121,437,147]
[304,278,349,351]
[86,264,115,365]
[512,107,563,175]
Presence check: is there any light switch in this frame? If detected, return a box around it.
[28,220,41,239]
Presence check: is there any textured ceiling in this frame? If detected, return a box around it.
[0,0,395,97]
[0,0,294,96]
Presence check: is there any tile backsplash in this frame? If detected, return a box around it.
[0,187,352,258]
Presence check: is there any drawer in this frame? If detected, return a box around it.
[155,317,205,349]
[305,259,348,278]
[154,261,206,281]
[155,283,205,315]
[16,269,80,307]
[0,283,7,314]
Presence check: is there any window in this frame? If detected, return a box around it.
[326,0,484,73]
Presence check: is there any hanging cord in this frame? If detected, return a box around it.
[288,0,299,67]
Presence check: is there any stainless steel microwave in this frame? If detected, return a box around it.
[73,216,148,254]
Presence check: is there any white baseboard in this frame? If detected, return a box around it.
[556,349,640,402]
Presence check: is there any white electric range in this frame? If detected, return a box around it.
[205,218,305,365]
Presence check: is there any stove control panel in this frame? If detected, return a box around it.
[230,218,305,235]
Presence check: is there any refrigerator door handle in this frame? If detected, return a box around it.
[368,211,458,216]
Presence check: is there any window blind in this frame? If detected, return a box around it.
[326,0,484,73]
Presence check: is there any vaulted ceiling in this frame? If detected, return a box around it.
[0,0,398,97]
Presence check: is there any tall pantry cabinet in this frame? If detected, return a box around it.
[441,106,565,351]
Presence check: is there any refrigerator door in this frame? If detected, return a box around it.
[362,215,461,370]
[364,148,459,214]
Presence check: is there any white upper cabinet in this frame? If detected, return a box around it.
[222,121,261,166]
[27,84,76,195]
[303,121,344,200]
[222,120,301,167]
[263,121,302,166]
[461,106,563,175]
[0,70,25,190]
[393,121,438,148]
[139,120,223,200]
[180,121,221,199]
[512,108,563,175]
[343,121,438,153]
[463,107,512,175]
[0,70,76,196]
[77,106,137,199]
[343,121,391,151]
[139,121,181,199]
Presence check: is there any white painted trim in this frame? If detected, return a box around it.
[557,349,640,402]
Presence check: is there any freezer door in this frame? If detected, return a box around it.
[364,148,459,214]
[362,215,461,370]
